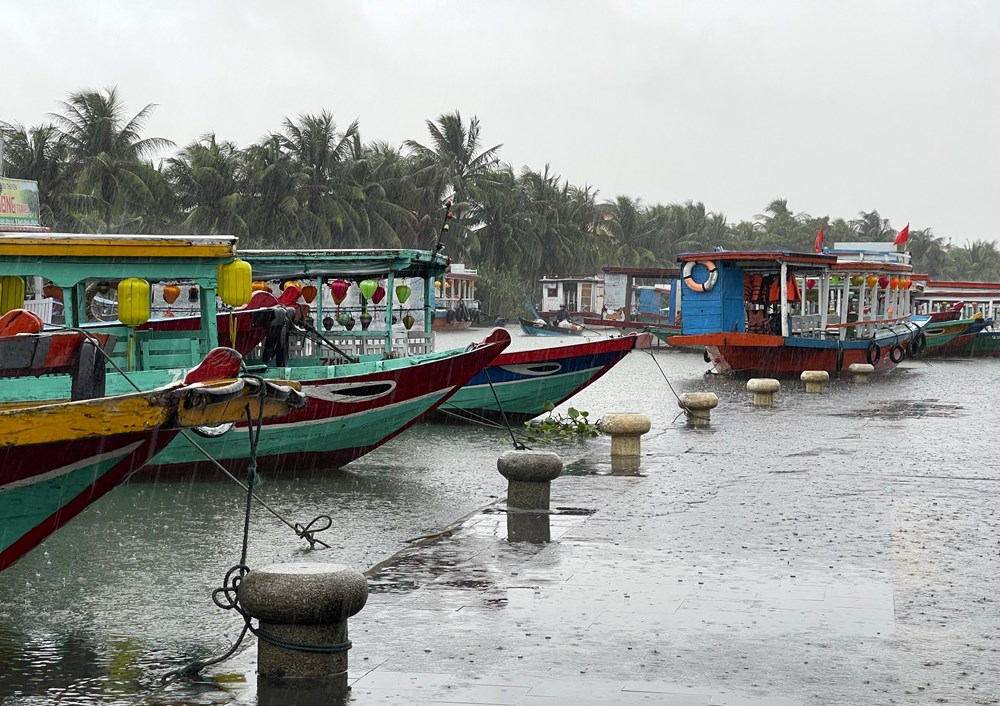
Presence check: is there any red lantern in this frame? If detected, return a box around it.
[301,284,318,303]
[878,275,889,288]
[371,284,386,306]
[330,279,350,305]
[806,278,816,290]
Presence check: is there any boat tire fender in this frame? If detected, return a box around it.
[703,347,711,363]
[70,338,108,401]
[889,344,905,363]
[682,260,718,293]
[866,341,881,366]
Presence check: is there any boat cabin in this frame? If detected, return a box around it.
[241,248,448,358]
[913,279,1000,320]
[677,247,916,341]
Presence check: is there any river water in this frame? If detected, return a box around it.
[1,328,998,704]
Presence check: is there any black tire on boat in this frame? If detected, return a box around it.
[70,338,107,401]
[866,341,881,366]
[889,344,905,363]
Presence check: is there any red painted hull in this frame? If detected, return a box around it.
[669,332,915,377]
[432,318,472,332]
[0,429,178,572]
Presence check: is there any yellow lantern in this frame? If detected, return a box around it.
[865,275,878,288]
[0,276,25,315]
[117,278,151,326]
[251,280,269,292]
[218,259,252,307]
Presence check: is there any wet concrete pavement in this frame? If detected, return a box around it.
[219,360,1000,706]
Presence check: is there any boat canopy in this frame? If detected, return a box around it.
[0,233,238,286]
[239,248,449,281]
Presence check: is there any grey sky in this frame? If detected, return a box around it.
[7,1,999,244]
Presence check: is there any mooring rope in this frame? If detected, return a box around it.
[482,367,528,450]
[66,325,333,550]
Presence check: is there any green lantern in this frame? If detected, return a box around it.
[359,279,377,301]
[395,284,412,304]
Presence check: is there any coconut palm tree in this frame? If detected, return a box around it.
[165,133,248,237]
[277,111,363,247]
[50,86,174,231]
[598,196,656,266]
[404,111,502,255]
[241,135,301,248]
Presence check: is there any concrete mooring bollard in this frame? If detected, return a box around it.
[848,362,875,383]
[801,370,830,393]
[599,412,651,473]
[678,392,718,427]
[746,378,781,406]
[497,449,564,511]
[238,562,368,697]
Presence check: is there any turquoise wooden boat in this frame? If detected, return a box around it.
[0,340,305,572]
[238,251,646,424]
[0,234,509,472]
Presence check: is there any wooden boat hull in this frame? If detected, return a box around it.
[432,316,472,332]
[0,372,305,572]
[518,317,585,337]
[920,318,992,357]
[432,333,647,424]
[918,317,979,355]
[668,331,917,377]
[145,328,511,472]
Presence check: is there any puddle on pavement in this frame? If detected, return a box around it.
[832,399,965,420]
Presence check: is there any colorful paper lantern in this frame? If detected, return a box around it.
[878,275,889,289]
[0,276,25,315]
[806,278,816,290]
[359,279,377,301]
[301,284,318,303]
[117,278,151,326]
[395,284,412,303]
[330,279,350,305]
[252,280,269,292]
[889,278,899,290]
[831,275,843,286]
[865,275,878,288]
[218,259,252,307]
[403,313,415,330]
[851,275,863,286]
[162,284,180,304]
[371,284,386,306]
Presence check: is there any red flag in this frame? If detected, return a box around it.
[893,223,910,246]
[813,226,824,253]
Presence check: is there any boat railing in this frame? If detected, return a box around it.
[822,315,912,340]
[276,328,436,363]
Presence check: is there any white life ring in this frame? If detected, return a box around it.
[682,260,718,293]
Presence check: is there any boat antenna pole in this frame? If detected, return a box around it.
[434,198,454,254]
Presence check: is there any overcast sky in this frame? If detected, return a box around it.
[6,1,999,244]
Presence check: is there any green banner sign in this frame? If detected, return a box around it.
[0,178,41,227]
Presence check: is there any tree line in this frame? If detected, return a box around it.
[3,87,997,316]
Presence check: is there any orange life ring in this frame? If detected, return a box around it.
[682,260,718,293]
